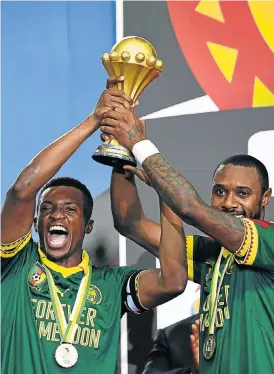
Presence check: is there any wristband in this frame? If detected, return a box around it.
[132,140,159,165]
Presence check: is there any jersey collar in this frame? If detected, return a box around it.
[38,246,90,278]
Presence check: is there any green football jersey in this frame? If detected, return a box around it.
[186,218,274,373]
[1,233,137,374]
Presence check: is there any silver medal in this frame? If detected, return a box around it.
[55,343,78,368]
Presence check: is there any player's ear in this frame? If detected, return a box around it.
[85,220,94,234]
[33,218,38,232]
[262,188,272,208]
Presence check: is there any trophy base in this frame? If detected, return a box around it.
[92,143,137,167]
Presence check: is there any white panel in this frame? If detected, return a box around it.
[248,130,274,196]
[156,259,200,329]
[141,95,219,120]
[116,0,124,42]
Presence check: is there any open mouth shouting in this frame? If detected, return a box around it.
[45,225,71,257]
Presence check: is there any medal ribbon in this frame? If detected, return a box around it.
[208,248,233,336]
[44,264,92,344]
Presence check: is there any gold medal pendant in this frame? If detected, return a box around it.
[55,343,78,368]
[203,335,216,360]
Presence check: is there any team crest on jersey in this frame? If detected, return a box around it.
[28,262,46,290]
[87,285,102,305]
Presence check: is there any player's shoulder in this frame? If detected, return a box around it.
[92,264,115,276]
[24,238,40,262]
[92,265,137,280]
[246,218,274,229]
[2,238,39,281]
[25,238,40,257]
[243,219,274,247]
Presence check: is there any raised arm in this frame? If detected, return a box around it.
[101,108,245,253]
[1,78,132,244]
[111,168,161,257]
[137,199,187,309]
[1,116,99,244]
[141,154,245,253]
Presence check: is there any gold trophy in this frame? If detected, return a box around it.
[92,36,163,167]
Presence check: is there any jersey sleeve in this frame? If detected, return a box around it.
[234,218,274,271]
[1,230,32,258]
[186,235,220,284]
[1,231,35,279]
[109,265,150,315]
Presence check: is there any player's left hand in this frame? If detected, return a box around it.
[100,107,147,150]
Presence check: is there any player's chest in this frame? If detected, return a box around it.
[201,255,235,304]
[28,264,121,331]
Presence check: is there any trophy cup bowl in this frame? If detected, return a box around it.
[92,36,163,167]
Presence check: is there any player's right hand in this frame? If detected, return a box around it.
[91,76,133,126]
[100,131,152,187]
[190,319,200,371]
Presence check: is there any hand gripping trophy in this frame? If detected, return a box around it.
[92,36,163,167]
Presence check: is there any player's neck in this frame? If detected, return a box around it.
[53,252,82,268]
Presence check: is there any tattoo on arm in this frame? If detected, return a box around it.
[143,154,244,251]
[199,206,244,245]
[128,122,142,141]
[143,154,197,215]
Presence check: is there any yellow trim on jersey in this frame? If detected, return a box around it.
[38,246,90,277]
[0,231,32,258]
[235,219,258,266]
[186,235,194,281]
[234,218,251,258]
[222,249,231,258]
